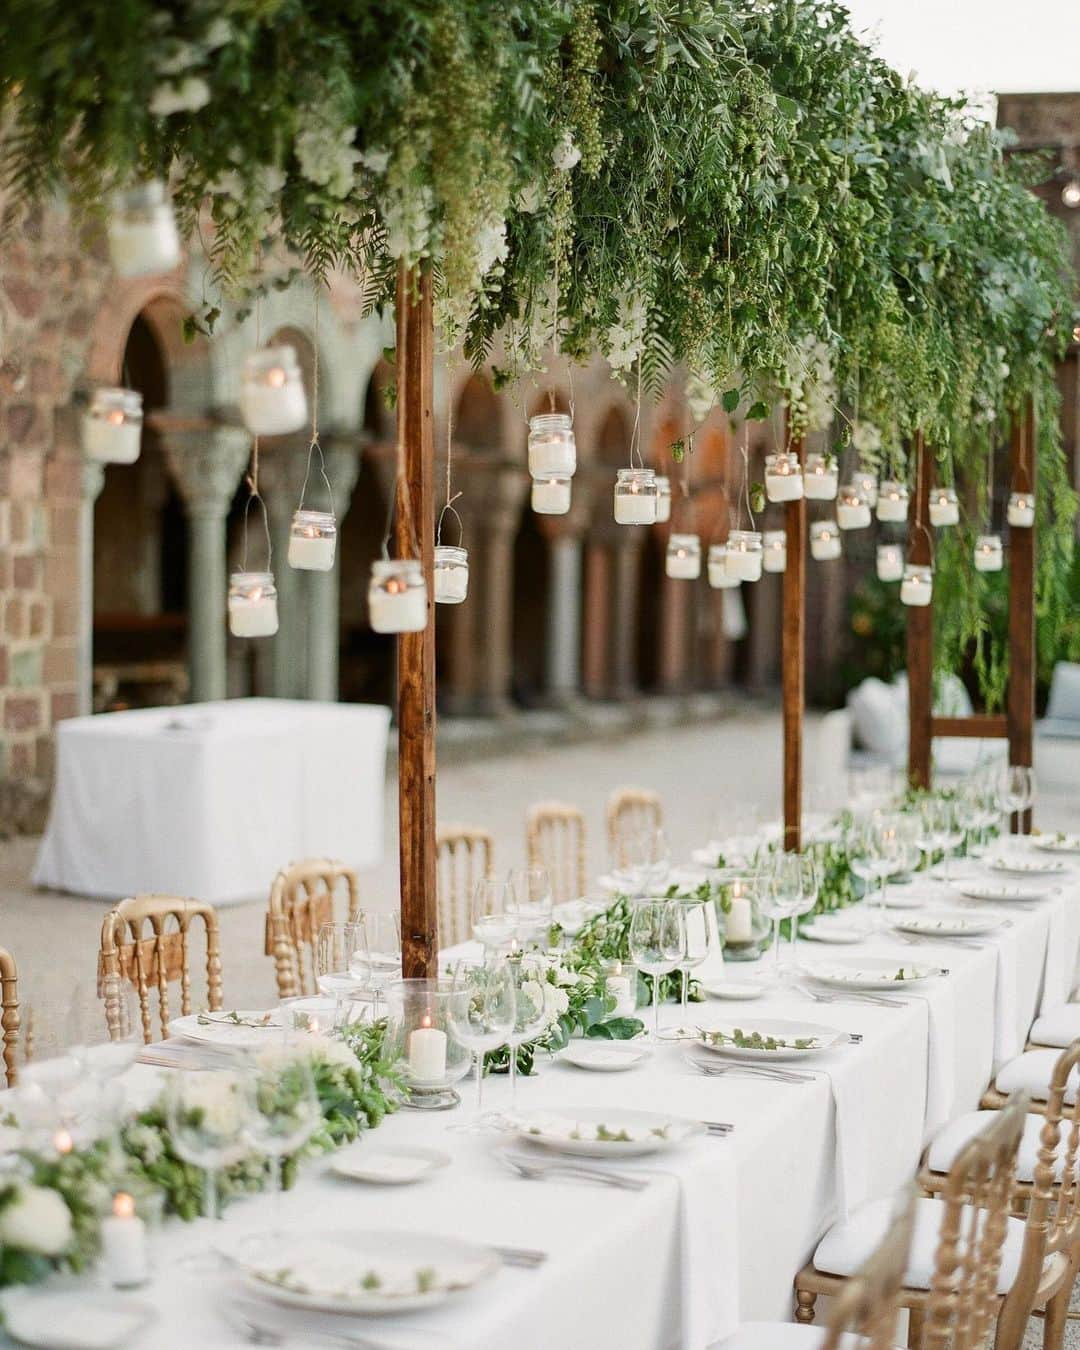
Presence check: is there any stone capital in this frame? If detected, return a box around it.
[157,417,251,518]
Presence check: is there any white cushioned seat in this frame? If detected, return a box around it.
[927,1110,1076,1183]
[847,678,905,760]
[1029,1006,1080,1049]
[995,1049,1079,1104]
[718,1324,875,1349]
[813,1196,1026,1294]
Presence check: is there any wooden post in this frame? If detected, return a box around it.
[906,431,933,790]
[782,422,805,852]
[395,264,438,977]
[1007,400,1036,834]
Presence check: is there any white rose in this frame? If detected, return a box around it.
[0,1185,73,1256]
[851,421,882,454]
[552,131,581,172]
[150,76,211,117]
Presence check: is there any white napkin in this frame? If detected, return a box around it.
[1041,896,1069,1013]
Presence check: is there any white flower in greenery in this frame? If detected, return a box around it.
[126,1123,165,1165]
[552,131,582,173]
[607,288,648,371]
[0,1184,73,1256]
[360,147,390,175]
[851,421,882,455]
[150,76,211,117]
[475,217,509,276]
[686,373,716,426]
[384,185,434,260]
[295,107,362,199]
[543,984,570,1023]
[516,181,543,214]
[183,1073,243,1135]
[203,17,232,49]
[156,41,201,76]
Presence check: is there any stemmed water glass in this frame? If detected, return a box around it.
[471,879,520,950]
[316,922,368,1023]
[240,1050,321,1250]
[446,960,516,1115]
[352,912,402,1016]
[164,1068,248,1267]
[659,898,710,1041]
[506,867,554,949]
[998,766,1036,833]
[788,855,821,957]
[875,816,917,926]
[762,854,808,980]
[628,900,684,1038]
[503,955,551,1111]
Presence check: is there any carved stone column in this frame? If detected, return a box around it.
[658,572,692,692]
[537,486,591,705]
[609,532,645,699]
[257,445,312,698]
[160,421,250,703]
[79,459,106,716]
[472,463,528,716]
[305,441,361,701]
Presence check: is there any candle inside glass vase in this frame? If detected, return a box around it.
[929,486,959,527]
[765,452,803,502]
[228,571,279,638]
[1006,492,1034,527]
[725,529,763,581]
[852,470,878,508]
[836,485,872,530]
[240,346,308,436]
[665,532,701,580]
[531,475,571,515]
[81,388,143,464]
[107,182,181,278]
[762,529,787,573]
[527,413,576,478]
[654,476,672,523]
[803,453,838,500]
[876,543,904,582]
[876,481,909,523]
[707,545,740,589]
[810,521,842,561]
[900,563,933,606]
[287,509,336,571]
[101,1192,149,1289]
[613,468,657,524]
[369,559,428,633]
[725,879,755,945]
[433,545,469,604]
[974,534,1004,573]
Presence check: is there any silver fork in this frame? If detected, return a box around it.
[502,1153,649,1191]
[895,932,989,951]
[796,984,906,1010]
[690,1061,814,1084]
[228,1311,383,1348]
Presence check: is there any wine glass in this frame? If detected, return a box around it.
[352,912,401,1015]
[999,766,1035,833]
[164,1068,247,1266]
[471,879,520,950]
[506,867,554,948]
[874,817,915,928]
[316,922,368,1022]
[789,854,821,956]
[504,956,551,1111]
[241,1051,321,1248]
[762,853,807,981]
[628,900,684,1038]
[847,819,884,931]
[446,960,516,1115]
[660,898,710,1041]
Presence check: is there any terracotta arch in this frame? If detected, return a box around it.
[83,282,211,412]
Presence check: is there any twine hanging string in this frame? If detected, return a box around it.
[242,288,272,572]
[740,420,756,532]
[297,287,336,518]
[437,366,463,548]
[630,360,644,469]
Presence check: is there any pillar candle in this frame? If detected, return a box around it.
[408,1020,448,1082]
[614,488,657,524]
[101,1193,149,1288]
[726,896,754,944]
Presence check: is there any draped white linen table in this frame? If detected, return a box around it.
[32,699,389,903]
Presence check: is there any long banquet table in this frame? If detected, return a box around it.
[9,841,1080,1350]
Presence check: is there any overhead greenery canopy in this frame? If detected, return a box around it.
[1,0,1076,695]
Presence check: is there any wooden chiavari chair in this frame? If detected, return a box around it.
[981,1045,1079,1118]
[526,801,586,906]
[99,896,223,1044]
[265,858,360,999]
[436,827,494,948]
[0,946,20,1087]
[794,1094,1029,1349]
[606,787,663,869]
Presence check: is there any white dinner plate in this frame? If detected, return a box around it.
[989,855,1067,877]
[515,1107,706,1158]
[800,956,944,990]
[699,1017,849,1061]
[1,1291,156,1349]
[1032,835,1080,855]
[240,1230,499,1316]
[167,1009,282,1048]
[881,890,929,910]
[892,911,1004,939]
[561,1041,652,1072]
[330,1147,451,1185]
[800,920,863,944]
[953,881,1055,903]
[701,979,766,1001]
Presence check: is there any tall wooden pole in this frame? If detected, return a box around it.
[1007,400,1036,834]
[782,421,805,852]
[906,431,933,790]
[395,264,438,977]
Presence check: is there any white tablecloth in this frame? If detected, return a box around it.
[32,699,390,904]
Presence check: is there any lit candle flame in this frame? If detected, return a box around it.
[266,367,286,389]
[106,409,125,427]
[53,1128,74,1155]
[113,1191,135,1219]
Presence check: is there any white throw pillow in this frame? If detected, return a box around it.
[1046,663,1080,723]
[848,679,905,759]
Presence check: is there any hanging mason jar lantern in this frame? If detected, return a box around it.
[876,480,910,523]
[287,509,337,571]
[654,476,672,524]
[369,559,428,633]
[876,543,904,582]
[837,484,872,530]
[665,533,701,580]
[762,529,787,574]
[929,486,959,527]
[613,468,658,524]
[228,571,279,638]
[707,545,741,589]
[1007,492,1035,527]
[81,388,143,464]
[803,453,838,500]
[809,520,842,561]
[974,534,1004,573]
[852,469,879,508]
[900,563,933,606]
[240,346,308,436]
[107,182,181,278]
[433,545,469,604]
[527,413,576,478]
[764,452,803,502]
[531,475,572,515]
[725,529,763,581]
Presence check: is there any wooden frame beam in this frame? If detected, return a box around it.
[906,431,933,791]
[782,425,805,852]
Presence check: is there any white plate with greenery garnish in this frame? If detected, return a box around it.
[893,911,1004,938]
[561,1042,652,1072]
[1032,834,1080,855]
[515,1107,706,1158]
[953,881,1055,903]
[989,854,1067,877]
[168,1009,282,1048]
[239,1230,499,1315]
[700,1018,848,1061]
[800,957,945,990]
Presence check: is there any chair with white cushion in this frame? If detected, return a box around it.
[1028,1005,1080,1050]
[982,1047,1080,1116]
[794,1096,1032,1348]
[719,1188,915,1349]
[526,802,586,906]
[606,787,663,870]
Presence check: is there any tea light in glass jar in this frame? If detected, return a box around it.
[836,485,872,530]
[228,571,279,638]
[101,1192,149,1289]
[81,387,143,464]
[876,543,904,582]
[665,532,701,580]
[765,452,804,502]
[762,529,787,573]
[707,545,741,589]
[531,475,572,515]
[900,563,933,606]
[803,453,839,500]
[725,879,755,944]
[240,346,308,436]
[929,486,960,527]
[852,470,879,508]
[809,520,842,561]
[876,480,910,523]
[974,534,1004,572]
[408,1015,448,1082]
[527,413,576,478]
[725,529,763,581]
[433,545,469,604]
[287,509,336,571]
[107,182,181,278]
[1007,492,1035,527]
[654,476,672,523]
[613,468,658,524]
[601,960,638,1018]
[369,559,428,633]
